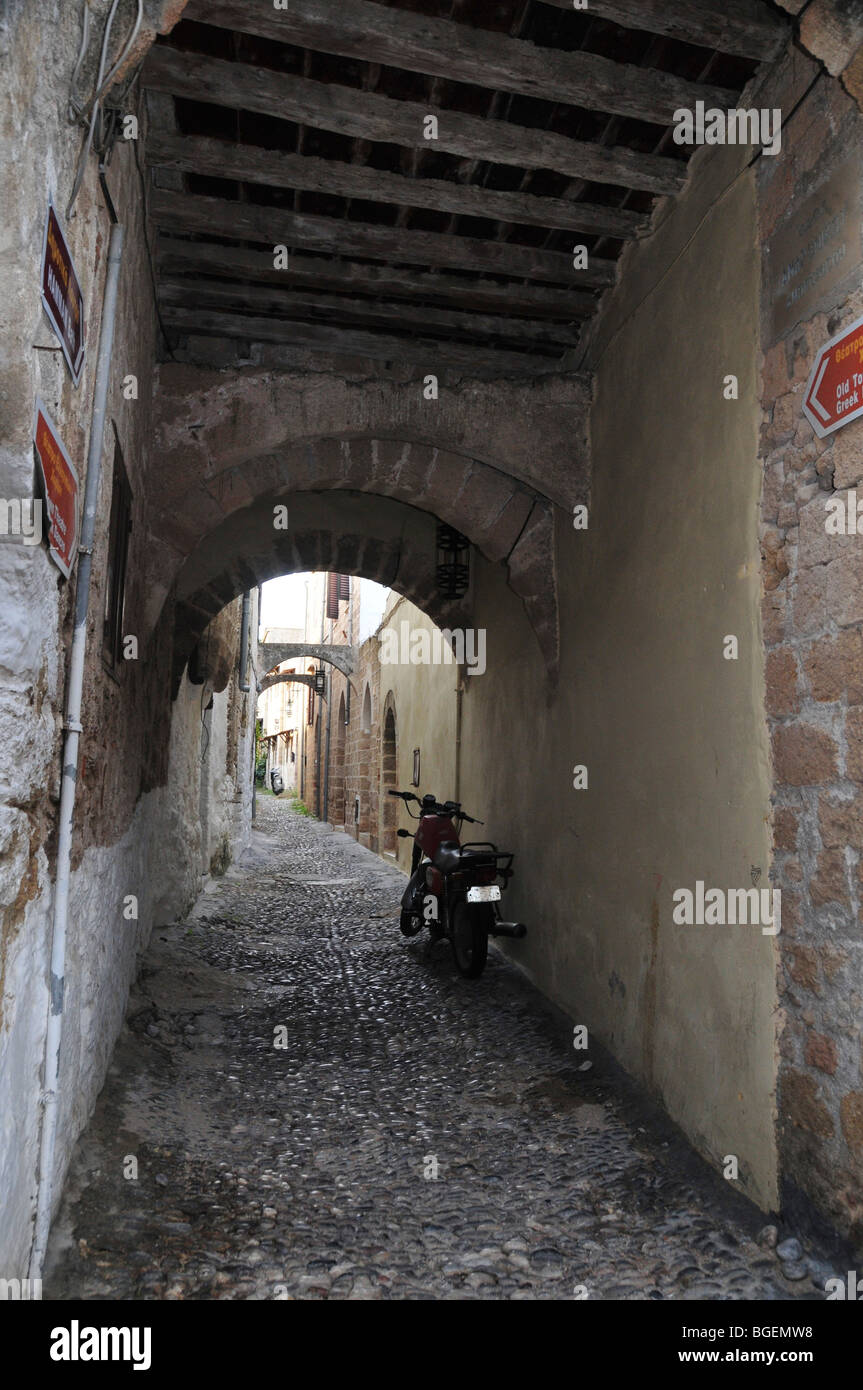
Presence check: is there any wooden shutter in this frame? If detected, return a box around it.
[326,571,339,619]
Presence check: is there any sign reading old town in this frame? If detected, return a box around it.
[40,198,85,384]
[32,397,79,578]
[803,312,863,438]
[766,159,863,341]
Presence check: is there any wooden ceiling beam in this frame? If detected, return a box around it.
[158,278,583,346]
[160,307,562,373]
[149,189,617,287]
[155,237,599,320]
[142,47,687,197]
[537,0,788,63]
[182,0,737,126]
[147,131,650,240]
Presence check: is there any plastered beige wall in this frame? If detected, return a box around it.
[458,143,778,1210]
[376,595,459,875]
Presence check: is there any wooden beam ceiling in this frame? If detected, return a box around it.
[183,0,737,126]
[159,308,556,374]
[158,279,583,347]
[155,238,598,320]
[147,130,650,239]
[149,189,618,287]
[142,47,687,197]
[536,0,787,63]
[143,0,784,371]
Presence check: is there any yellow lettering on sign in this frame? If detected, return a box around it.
[46,222,70,289]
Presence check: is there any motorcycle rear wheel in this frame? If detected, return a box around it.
[451,900,490,979]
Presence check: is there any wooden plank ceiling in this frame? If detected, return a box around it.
[142,0,787,374]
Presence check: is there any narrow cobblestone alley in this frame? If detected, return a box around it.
[45,798,823,1303]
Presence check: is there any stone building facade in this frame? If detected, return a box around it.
[0,1,258,1277]
[258,623,305,794]
[755,44,863,1240]
[292,580,461,872]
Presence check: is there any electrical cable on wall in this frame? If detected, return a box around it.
[66,0,143,218]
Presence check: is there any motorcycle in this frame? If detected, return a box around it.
[389,789,526,979]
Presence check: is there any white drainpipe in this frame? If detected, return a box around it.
[238,590,251,690]
[30,221,125,1281]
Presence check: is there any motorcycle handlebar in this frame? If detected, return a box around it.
[388,789,483,824]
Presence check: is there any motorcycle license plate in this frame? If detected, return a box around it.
[467,885,501,903]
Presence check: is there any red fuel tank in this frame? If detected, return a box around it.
[416,811,460,861]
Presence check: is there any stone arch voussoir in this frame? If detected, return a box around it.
[169,494,475,693]
[152,439,560,679]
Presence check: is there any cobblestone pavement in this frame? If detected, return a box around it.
[47,799,829,1301]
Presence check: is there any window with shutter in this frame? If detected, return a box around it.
[326,571,339,620]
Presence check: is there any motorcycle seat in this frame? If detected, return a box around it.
[433,842,495,874]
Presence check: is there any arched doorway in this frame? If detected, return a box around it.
[352,682,372,843]
[334,691,347,830]
[380,699,398,856]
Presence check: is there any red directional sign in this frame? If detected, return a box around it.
[40,197,85,385]
[33,397,79,579]
[803,312,863,438]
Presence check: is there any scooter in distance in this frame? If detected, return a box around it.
[389,789,527,979]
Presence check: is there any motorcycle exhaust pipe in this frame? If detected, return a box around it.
[491,922,527,939]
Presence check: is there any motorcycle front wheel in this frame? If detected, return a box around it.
[399,908,423,937]
[451,900,490,979]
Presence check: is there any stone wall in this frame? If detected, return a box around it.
[310,590,459,870]
[0,0,161,1276]
[346,637,385,848]
[756,46,863,1245]
[0,1,252,1276]
[305,585,384,844]
[151,598,254,931]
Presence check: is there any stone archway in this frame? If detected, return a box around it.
[168,490,476,693]
[258,671,318,695]
[152,366,589,513]
[145,423,564,674]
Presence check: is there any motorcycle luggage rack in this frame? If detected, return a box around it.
[456,843,514,874]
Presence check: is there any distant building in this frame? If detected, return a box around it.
[258,625,305,793]
[295,575,460,875]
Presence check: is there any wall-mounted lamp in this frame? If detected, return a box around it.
[435,523,469,599]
